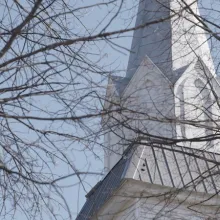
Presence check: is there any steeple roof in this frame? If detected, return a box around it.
[127,0,172,79]
[126,0,214,82]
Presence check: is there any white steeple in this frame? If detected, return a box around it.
[126,0,215,82]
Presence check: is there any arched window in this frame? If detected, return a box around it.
[194,79,212,136]
[183,78,211,141]
[133,79,156,134]
[176,81,186,138]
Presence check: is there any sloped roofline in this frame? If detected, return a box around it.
[121,55,172,97]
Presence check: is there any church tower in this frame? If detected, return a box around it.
[103,0,219,172]
[77,1,220,219]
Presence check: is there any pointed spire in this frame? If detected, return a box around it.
[126,0,214,82]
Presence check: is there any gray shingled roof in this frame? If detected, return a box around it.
[76,145,133,220]
[76,141,220,220]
